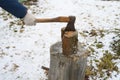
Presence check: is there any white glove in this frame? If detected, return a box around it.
[23,12,36,26]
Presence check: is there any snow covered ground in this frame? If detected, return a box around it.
[0,0,120,80]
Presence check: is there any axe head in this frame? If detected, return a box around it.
[64,16,76,31]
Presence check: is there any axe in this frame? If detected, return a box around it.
[35,16,76,31]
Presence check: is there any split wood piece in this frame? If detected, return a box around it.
[41,66,49,76]
[41,66,49,71]
[61,27,78,56]
[49,42,88,80]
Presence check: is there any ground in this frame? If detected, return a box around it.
[0,0,120,80]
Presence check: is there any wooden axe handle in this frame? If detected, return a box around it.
[35,16,70,23]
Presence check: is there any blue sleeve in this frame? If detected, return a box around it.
[0,0,27,18]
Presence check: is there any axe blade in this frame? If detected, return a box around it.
[64,16,76,31]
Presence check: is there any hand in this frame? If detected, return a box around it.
[23,12,36,26]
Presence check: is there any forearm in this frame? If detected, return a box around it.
[0,0,27,18]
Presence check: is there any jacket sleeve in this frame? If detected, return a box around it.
[0,0,27,18]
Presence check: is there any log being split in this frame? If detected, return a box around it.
[61,27,78,56]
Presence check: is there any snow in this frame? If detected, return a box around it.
[0,0,120,80]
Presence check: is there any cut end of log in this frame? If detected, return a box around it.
[64,31,78,38]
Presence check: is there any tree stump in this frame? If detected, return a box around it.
[48,28,89,80]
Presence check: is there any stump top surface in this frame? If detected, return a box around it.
[50,42,89,58]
